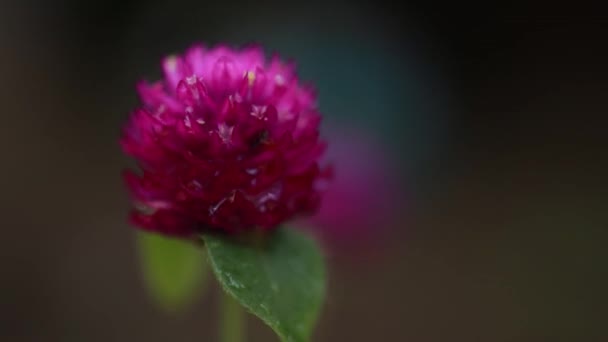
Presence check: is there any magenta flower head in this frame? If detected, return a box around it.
[121,44,329,237]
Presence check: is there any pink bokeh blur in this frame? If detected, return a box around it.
[298,124,406,250]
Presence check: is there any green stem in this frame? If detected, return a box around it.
[220,290,245,342]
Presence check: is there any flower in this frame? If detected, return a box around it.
[121,44,329,237]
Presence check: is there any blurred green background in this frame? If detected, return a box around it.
[1,1,607,341]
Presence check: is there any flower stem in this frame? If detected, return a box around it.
[220,290,245,342]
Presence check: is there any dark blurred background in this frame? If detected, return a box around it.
[2,1,607,341]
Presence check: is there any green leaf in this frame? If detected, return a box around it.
[203,227,326,342]
[137,232,209,312]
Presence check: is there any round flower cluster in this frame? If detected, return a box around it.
[121,44,329,237]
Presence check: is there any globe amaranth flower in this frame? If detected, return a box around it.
[121,44,330,237]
